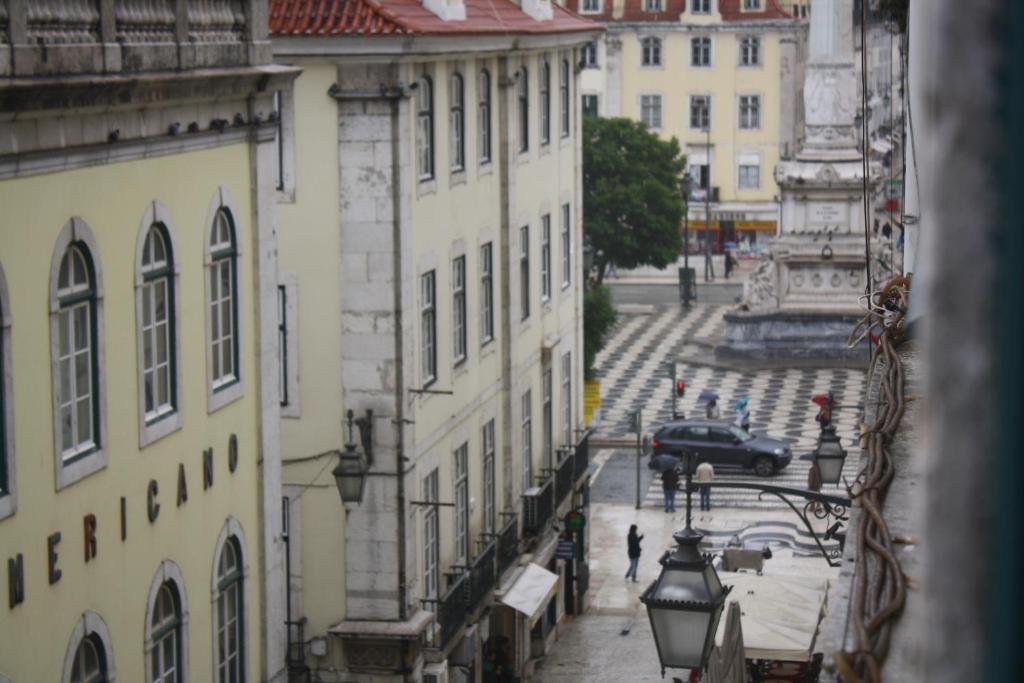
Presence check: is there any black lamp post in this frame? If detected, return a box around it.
[680,173,694,307]
[640,455,731,676]
[814,425,848,486]
[333,409,369,505]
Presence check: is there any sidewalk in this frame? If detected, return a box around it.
[607,256,757,286]
[533,501,839,682]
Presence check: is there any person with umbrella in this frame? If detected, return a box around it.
[812,391,836,429]
[734,395,751,432]
[699,389,721,419]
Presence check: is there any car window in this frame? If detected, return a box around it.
[729,426,753,442]
[709,428,736,443]
[683,426,709,441]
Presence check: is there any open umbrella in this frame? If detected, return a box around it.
[810,393,837,407]
[724,241,738,249]
[698,389,720,402]
[734,396,750,411]
[648,453,681,473]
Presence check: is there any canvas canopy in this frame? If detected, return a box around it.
[715,573,829,662]
[498,563,559,628]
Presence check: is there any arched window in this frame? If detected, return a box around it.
[0,262,13,520]
[478,69,492,163]
[208,209,239,391]
[70,635,108,683]
[416,76,435,180]
[642,36,662,66]
[56,244,99,459]
[62,611,115,683]
[540,59,551,145]
[149,583,183,682]
[518,66,529,153]
[560,59,571,137]
[450,73,465,171]
[215,536,245,683]
[140,225,176,420]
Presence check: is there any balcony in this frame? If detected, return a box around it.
[555,449,575,507]
[496,514,520,578]
[574,430,591,481]
[523,477,555,537]
[436,571,469,649]
[467,539,497,612]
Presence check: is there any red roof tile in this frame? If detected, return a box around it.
[563,0,790,23]
[718,0,790,21]
[270,0,601,37]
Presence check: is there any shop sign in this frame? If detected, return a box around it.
[556,541,577,561]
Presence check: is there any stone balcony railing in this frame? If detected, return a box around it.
[0,0,271,78]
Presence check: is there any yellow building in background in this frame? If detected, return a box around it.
[0,2,296,681]
[571,0,806,256]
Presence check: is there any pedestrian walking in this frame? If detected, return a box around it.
[724,250,736,279]
[606,261,618,279]
[696,461,714,511]
[705,399,721,420]
[625,524,644,582]
[662,467,680,513]
[734,396,751,432]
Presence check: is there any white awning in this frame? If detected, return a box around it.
[498,563,559,627]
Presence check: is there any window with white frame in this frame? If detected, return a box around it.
[483,419,496,534]
[69,634,109,683]
[542,368,553,469]
[56,243,100,461]
[560,59,571,138]
[215,536,245,683]
[417,76,435,180]
[520,226,530,320]
[454,443,469,563]
[582,41,598,68]
[521,390,532,493]
[691,36,711,67]
[561,352,572,447]
[561,203,571,288]
[740,36,761,66]
[738,159,761,189]
[582,0,600,10]
[540,59,551,145]
[690,95,711,130]
[421,271,436,385]
[450,72,465,171]
[739,94,761,129]
[641,37,662,66]
[148,582,183,683]
[423,468,440,602]
[541,214,551,302]
[518,67,529,153]
[582,93,599,118]
[209,209,239,391]
[691,0,710,12]
[645,0,663,10]
[641,94,663,129]
[480,243,494,344]
[743,0,762,9]
[452,256,466,364]
[140,224,176,424]
[478,69,492,163]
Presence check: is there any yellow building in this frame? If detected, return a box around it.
[571,0,806,255]
[269,0,599,680]
[0,3,296,681]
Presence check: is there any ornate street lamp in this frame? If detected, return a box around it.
[333,409,368,505]
[640,455,731,676]
[814,425,848,486]
[679,172,695,306]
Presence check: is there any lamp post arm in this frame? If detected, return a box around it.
[683,481,851,568]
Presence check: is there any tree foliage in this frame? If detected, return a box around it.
[583,116,686,283]
[583,285,617,380]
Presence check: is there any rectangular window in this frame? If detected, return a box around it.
[739,95,761,129]
[641,37,662,67]
[560,60,571,138]
[691,37,711,67]
[454,443,469,564]
[58,301,95,457]
[561,204,571,288]
[541,61,551,146]
[583,0,600,10]
[480,243,494,344]
[210,257,237,388]
[277,285,288,406]
[690,95,711,130]
[420,271,436,385]
[542,368,553,469]
[561,352,572,447]
[645,0,663,10]
[691,0,710,12]
[520,226,530,321]
[582,94,599,119]
[452,257,466,364]
[521,390,532,493]
[142,275,173,420]
[479,70,492,164]
[483,420,496,534]
[743,0,762,9]
[582,41,598,68]
[738,163,761,189]
[417,77,435,180]
[450,74,465,171]
[740,36,761,66]
[423,469,440,601]
[641,94,662,129]
[541,214,551,302]
[518,68,529,153]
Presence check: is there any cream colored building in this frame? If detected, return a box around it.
[270,0,599,680]
[0,2,295,682]
[570,0,806,255]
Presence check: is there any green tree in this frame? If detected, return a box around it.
[583,285,617,380]
[583,116,686,284]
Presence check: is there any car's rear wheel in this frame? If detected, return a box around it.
[753,456,775,477]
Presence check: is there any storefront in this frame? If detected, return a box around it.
[686,218,778,256]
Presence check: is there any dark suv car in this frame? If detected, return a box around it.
[651,420,793,477]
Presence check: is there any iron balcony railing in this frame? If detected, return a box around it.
[436,571,469,649]
[467,539,497,611]
[555,449,574,506]
[523,477,554,536]
[496,514,519,577]
[574,430,591,481]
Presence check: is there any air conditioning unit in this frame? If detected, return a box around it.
[522,486,543,533]
[423,661,449,683]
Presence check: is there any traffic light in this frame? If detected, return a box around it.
[674,379,686,397]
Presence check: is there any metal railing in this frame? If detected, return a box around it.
[523,477,554,536]
[436,572,469,649]
[574,430,591,481]
[468,539,497,611]
[555,449,574,505]
[496,514,519,577]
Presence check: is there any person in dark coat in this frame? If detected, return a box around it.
[625,524,644,582]
[662,467,680,513]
